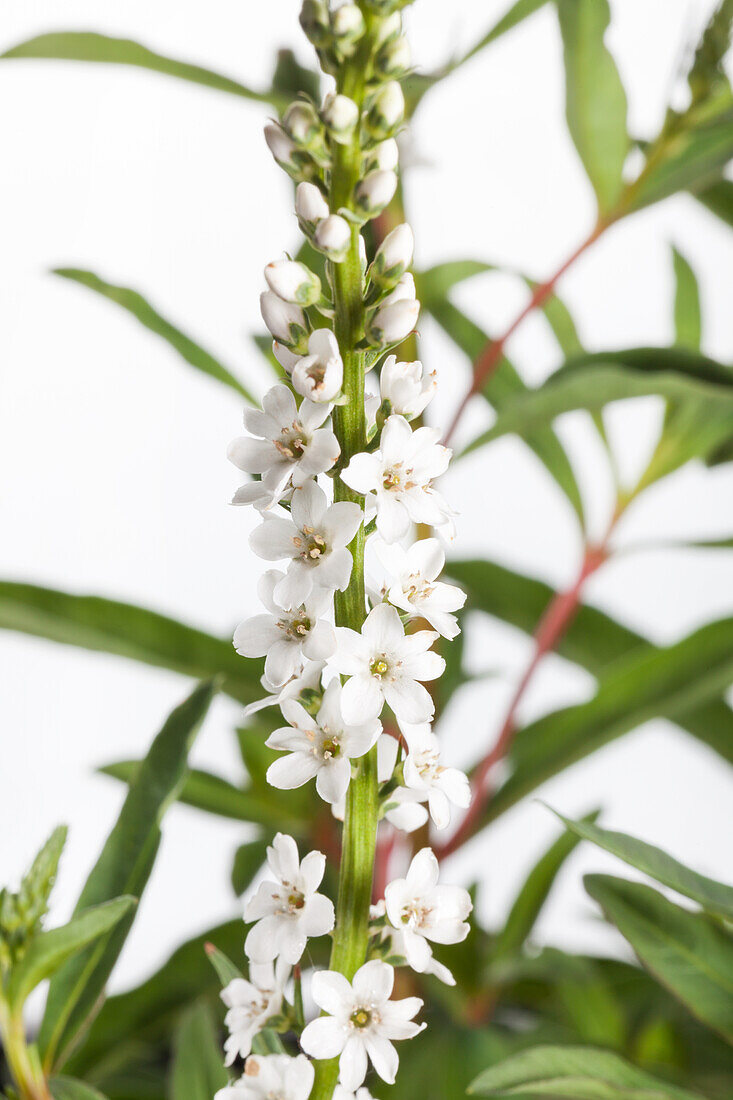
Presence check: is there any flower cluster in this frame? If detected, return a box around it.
[220,3,471,1097]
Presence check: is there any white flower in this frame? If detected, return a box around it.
[314,214,351,261]
[272,341,301,375]
[322,92,359,142]
[334,1088,374,1100]
[301,960,424,1089]
[329,602,444,724]
[221,958,290,1065]
[228,384,340,502]
[244,833,334,964]
[260,291,308,350]
[365,80,405,139]
[234,570,336,688]
[341,415,452,542]
[266,679,381,803]
[215,1054,314,1100]
[370,223,413,287]
[295,181,329,226]
[375,538,465,639]
[366,296,419,347]
[250,479,361,606]
[354,169,398,217]
[379,355,436,420]
[291,329,344,404]
[265,259,321,306]
[384,847,471,980]
[242,658,325,719]
[264,122,297,169]
[402,725,471,830]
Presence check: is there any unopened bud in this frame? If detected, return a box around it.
[260,291,308,351]
[321,92,359,144]
[364,81,405,140]
[381,272,416,306]
[265,259,322,306]
[375,35,411,78]
[366,138,400,172]
[331,3,366,44]
[295,181,329,228]
[264,122,297,170]
[370,223,414,287]
[300,0,331,47]
[367,297,420,346]
[354,169,398,218]
[283,100,322,148]
[313,214,351,261]
[376,12,403,44]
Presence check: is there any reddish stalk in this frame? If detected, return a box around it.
[443,220,608,447]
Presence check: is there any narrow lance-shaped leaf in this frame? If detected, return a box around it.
[585,874,733,1042]
[672,247,702,351]
[49,1078,110,1100]
[469,1043,708,1098]
[170,1002,229,1100]
[39,680,217,1071]
[556,0,629,215]
[552,810,733,921]
[0,32,284,108]
[54,268,256,403]
[0,581,263,705]
[695,178,733,228]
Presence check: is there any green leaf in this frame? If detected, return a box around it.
[169,1002,228,1100]
[0,581,263,706]
[231,837,270,896]
[54,268,255,403]
[671,248,702,351]
[99,761,305,833]
[6,897,136,1011]
[556,0,629,215]
[546,951,627,1050]
[65,920,244,1076]
[205,942,243,987]
[585,875,733,1042]
[0,32,283,108]
[39,681,217,1071]
[695,178,733,228]
[469,1043,707,1098]
[477,616,733,830]
[552,812,733,921]
[492,811,600,964]
[50,1078,109,1100]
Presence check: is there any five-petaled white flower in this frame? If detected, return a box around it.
[384,848,471,979]
[215,1053,314,1100]
[250,480,362,607]
[233,571,336,689]
[291,329,344,404]
[375,538,466,639]
[379,355,436,420]
[221,957,290,1065]
[244,833,334,964]
[266,679,381,804]
[300,960,425,1090]
[402,724,471,830]
[341,415,452,542]
[228,384,340,505]
[330,602,445,725]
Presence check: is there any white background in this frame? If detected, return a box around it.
[1,0,732,1011]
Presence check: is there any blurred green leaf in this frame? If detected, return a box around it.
[469,1043,707,1097]
[492,812,599,965]
[0,581,263,706]
[205,943,243,987]
[672,248,702,351]
[169,1002,228,1100]
[231,837,270,896]
[695,178,733,228]
[270,48,320,104]
[6,898,135,1012]
[553,812,733,921]
[100,761,305,833]
[0,32,284,108]
[556,0,629,215]
[54,268,256,403]
[586,875,733,1042]
[50,1078,110,1100]
[40,681,217,1071]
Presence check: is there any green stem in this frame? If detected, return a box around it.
[0,996,52,1100]
[310,16,380,1100]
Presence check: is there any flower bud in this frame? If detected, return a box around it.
[364,81,405,140]
[321,92,359,144]
[272,341,301,374]
[331,3,366,45]
[367,297,420,346]
[313,214,351,261]
[283,100,322,148]
[370,223,414,287]
[260,291,308,351]
[376,12,403,44]
[299,0,331,47]
[354,169,398,218]
[295,181,329,228]
[366,137,400,172]
[380,354,436,418]
[381,271,416,306]
[264,122,297,170]
[375,35,411,78]
[265,259,322,306]
[291,329,344,403]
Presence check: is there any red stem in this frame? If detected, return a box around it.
[443,221,607,448]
